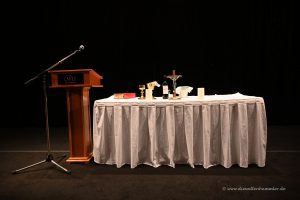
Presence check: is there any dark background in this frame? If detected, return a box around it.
[1,1,298,127]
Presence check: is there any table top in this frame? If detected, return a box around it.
[94,92,264,106]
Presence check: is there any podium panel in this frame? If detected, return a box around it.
[49,69,103,163]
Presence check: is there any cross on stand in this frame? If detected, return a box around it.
[166,70,182,100]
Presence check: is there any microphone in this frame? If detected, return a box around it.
[78,45,85,52]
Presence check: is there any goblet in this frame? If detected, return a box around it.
[138,84,145,99]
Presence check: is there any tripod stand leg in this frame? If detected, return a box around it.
[51,160,71,174]
[12,159,47,174]
[12,154,71,175]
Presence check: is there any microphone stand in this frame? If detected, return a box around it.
[12,47,83,175]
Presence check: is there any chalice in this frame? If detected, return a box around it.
[138,84,145,99]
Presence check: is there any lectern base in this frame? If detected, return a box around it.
[66,153,93,163]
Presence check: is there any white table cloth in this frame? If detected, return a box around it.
[93,93,267,169]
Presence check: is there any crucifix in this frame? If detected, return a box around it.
[166,70,182,99]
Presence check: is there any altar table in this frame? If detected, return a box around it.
[93,93,267,168]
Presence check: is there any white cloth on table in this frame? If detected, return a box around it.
[93,93,267,169]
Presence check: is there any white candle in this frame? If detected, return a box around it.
[145,89,153,100]
[197,88,205,99]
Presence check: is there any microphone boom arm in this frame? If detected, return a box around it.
[25,47,82,85]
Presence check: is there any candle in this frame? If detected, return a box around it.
[145,89,153,100]
[197,88,205,99]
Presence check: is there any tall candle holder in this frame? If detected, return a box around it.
[166,70,182,100]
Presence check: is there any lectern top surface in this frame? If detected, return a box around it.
[48,69,94,73]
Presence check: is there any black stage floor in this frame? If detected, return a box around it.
[0,125,299,200]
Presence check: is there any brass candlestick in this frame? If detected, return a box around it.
[166,70,182,100]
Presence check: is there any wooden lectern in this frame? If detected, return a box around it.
[48,69,103,163]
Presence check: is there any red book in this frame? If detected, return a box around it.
[113,93,136,99]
